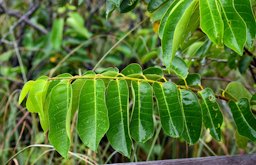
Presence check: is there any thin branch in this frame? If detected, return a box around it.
[92,18,148,71]
[0,2,43,43]
[3,7,47,34]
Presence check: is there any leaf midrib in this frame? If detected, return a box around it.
[160,84,178,136]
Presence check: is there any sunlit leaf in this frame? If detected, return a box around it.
[18,80,35,104]
[162,0,198,68]
[77,79,109,151]
[106,80,132,157]
[48,80,72,158]
[199,0,224,45]
[26,79,49,131]
[219,0,246,55]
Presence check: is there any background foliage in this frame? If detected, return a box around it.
[1,0,256,164]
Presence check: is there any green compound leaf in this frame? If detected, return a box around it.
[77,79,109,151]
[106,80,132,157]
[130,81,154,143]
[234,0,256,48]
[199,0,224,45]
[26,79,49,132]
[48,80,72,158]
[229,98,256,141]
[153,82,184,137]
[180,89,202,144]
[18,80,35,104]
[219,0,247,55]
[162,0,198,69]
[199,88,223,141]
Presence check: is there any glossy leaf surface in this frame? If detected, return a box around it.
[219,0,246,55]
[106,80,132,157]
[153,82,184,137]
[199,88,223,141]
[234,0,256,48]
[229,98,256,141]
[162,0,198,68]
[130,81,154,143]
[170,56,189,79]
[180,89,202,144]
[199,0,223,45]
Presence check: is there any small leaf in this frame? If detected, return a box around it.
[180,89,202,144]
[26,79,49,131]
[199,88,223,141]
[121,63,142,77]
[141,51,158,64]
[50,18,64,50]
[153,82,184,137]
[185,73,201,86]
[143,67,163,80]
[48,80,72,158]
[224,82,252,101]
[77,79,109,151]
[148,0,168,12]
[119,0,138,13]
[170,56,189,79]
[234,0,256,48]
[106,80,132,157]
[130,81,154,143]
[219,0,247,55]
[229,98,256,141]
[100,67,119,77]
[199,0,224,45]
[186,41,204,57]
[162,0,198,68]
[67,12,92,38]
[238,56,253,74]
[18,80,35,104]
